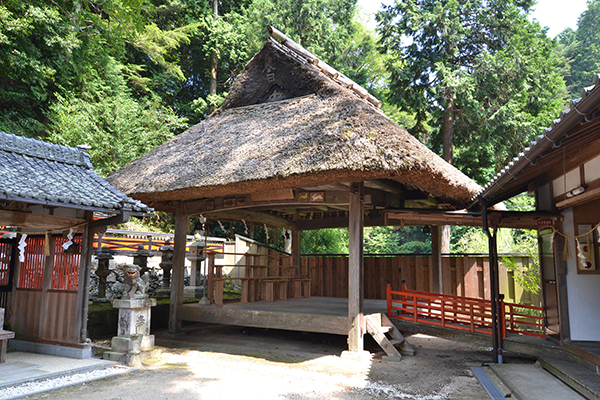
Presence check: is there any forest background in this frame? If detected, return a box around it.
[2,0,600,259]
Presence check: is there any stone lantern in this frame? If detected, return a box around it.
[94,246,113,300]
[156,239,174,298]
[185,241,206,299]
[130,244,151,276]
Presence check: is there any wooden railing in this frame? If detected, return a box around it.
[502,302,545,338]
[206,252,310,305]
[387,284,545,338]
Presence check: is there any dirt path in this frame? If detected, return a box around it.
[27,325,500,399]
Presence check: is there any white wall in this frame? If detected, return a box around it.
[552,168,580,196]
[563,209,600,340]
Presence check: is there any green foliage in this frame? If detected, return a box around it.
[301,229,349,254]
[563,0,600,96]
[46,51,186,176]
[377,0,566,184]
[0,0,196,174]
[502,253,541,295]
[503,194,535,212]
[364,226,431,254]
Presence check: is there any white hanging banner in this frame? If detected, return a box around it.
[18,234,28,263]
[62,228,74,250]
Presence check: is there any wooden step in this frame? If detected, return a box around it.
[389,338,405,346]
[380,314,415,356]
[365,314,402,359]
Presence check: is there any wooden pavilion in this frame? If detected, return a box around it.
[0,132,150,358]
[108,28,546,354]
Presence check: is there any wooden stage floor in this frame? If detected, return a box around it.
[178,297,387,336]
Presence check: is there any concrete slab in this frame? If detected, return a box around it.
[490,363,586,400]
[0,352,132,399]
[0,352,118,388]
[0,362,40,374]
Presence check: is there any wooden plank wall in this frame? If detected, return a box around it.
[11,289,78,343]
[11,288,42,338]
[301,256,539,305]
[43,290,78,343]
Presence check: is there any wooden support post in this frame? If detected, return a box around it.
[431,225,443,294]
[348,182,364,352]
[169,205,188,334]
[75,212,94,343]
[552,229,570,341]
[292,229,301,275]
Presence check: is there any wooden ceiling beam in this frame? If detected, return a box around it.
[0,210,86,231]
[203,209,294,230]
[183,190,351,215]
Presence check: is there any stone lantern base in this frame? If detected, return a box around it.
[103,297,156,367]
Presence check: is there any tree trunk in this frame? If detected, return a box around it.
[441,91,454,254]
[442,92,454,164]
[209,0,218,113]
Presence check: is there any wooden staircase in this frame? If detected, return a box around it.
[366,313,414,361]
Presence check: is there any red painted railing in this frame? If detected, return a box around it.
[387,283,545,338]
[502,302,545,338]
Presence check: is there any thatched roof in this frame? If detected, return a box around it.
[109,37,482,210]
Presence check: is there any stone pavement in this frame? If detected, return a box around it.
[0,352,130,399]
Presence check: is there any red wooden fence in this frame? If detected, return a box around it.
[18,236,81,290]
[387,284,545,338]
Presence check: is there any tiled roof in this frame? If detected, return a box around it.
[473,73,600,205]
[0,132,150,213]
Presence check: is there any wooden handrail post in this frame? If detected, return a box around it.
[386,283,393,317]
[470,303,474,332]
[413,296,418,322]
[441,300,446,327]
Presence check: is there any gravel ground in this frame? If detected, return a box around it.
[20,325,511,400]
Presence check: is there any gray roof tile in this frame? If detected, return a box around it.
[0,132,150,213]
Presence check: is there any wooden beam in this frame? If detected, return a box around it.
[169,204,188,334]
[296,215,387,230]
[251,188,295,201]
[203,209,294,230]
[348,182,364,352]
[527,174,551,195]
[0,210,85,230]
[184,190,351,215]
[90,212,129,231]
[555,186,600,209]
[177,305,348,335]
